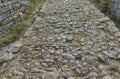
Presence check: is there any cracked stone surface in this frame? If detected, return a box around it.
[0,0,120,79]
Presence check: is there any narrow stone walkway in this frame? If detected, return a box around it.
[0,0,120,79]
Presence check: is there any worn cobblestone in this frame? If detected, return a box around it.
[0,0,120,79]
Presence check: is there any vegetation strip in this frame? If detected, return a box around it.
[0,0,45,48]
[90,0,120,29]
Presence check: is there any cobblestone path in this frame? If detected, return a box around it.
[0,0,120,79]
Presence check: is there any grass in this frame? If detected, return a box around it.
[90,0,120,29]
[0,0,45,48]
[109,15,120,29]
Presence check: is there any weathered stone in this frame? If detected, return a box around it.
[98,65,106,71]
[10,48,19,54]
[60,72,69,79]
[118,54,120,59]
[75,68,81,76]
[63,60,68,65]
[88,72,98,78]
[14,42,23,48]
[118,67,120,73]
[31,68,41,73]
[107,21,119,32]
[69,60,76,65]
[103,76,111,79]
[86,29,98,35]
[82,56,97,64]
[98,17,110,22]
[42,62,48,67]
[1,52,13,61]
[98,54,106,63]
[103,51,117,59]
[36,17,42,21]
[115,32,120,37]
[97,25,104,29]
[118,38,120,41]
[13,70,24,76]
[45,72,57,79]
[0,58,4,64]
[107,63,116,70]
[21,67,28,72]
[68,77,75,79]
[62,53,75,60]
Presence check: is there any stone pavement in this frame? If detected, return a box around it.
[0,0,120,79]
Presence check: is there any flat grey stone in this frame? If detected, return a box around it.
[88,72,98,78]
[0,52,13,62]
[31,68,41,73]
[103,51,117,59]
[118,54,120,59]
[115,32,120,37]
[62,53,75,60]
[103,76,111,79]
[68,77,75,79]
[60,72,69,79]
[45,72,57,79]
[98,17,110,22]
[13,70,24,76]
